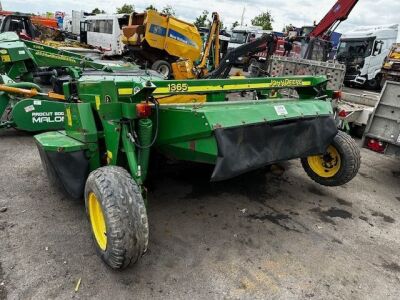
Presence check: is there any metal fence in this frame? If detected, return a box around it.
[268,56,346,91]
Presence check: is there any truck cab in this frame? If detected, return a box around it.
[228,25,262,64]
[336,24,399,89]
[228,26,262,48]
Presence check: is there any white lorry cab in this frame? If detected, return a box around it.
[228,25,263,49]
[81,14,130,56]
[228,25,263,64]
[336,24,399,89]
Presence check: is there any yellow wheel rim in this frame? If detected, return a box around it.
[307,145,341,178]
[88,192,107,251]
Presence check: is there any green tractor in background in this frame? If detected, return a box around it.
[34,73,360,270]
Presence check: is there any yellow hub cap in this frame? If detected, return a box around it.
[307,145,341,178]
[88,192,107,251]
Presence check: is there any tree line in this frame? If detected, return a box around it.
[91,4,174,16]
[91,4,274,31]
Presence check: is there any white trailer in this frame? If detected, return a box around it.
[362,81,400,156]
[336,89,379,136]
[62,10,85,36]
[336,24,399,89]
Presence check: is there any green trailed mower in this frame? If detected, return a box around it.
[0,32,161,132]
[34,74,360,269]
[0,32,138,84]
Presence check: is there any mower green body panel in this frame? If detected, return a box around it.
[34,74,338,197]
[155,99,335,180]
[0,75,66,131]
[0,32,139,81]
[23,39,138,71]
[35,131,88,152]
[9,99,65,131]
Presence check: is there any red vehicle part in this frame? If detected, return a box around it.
[252,37,301,62]
[253,0,359,63]
[309,0,359,39]
[366,138,386,153]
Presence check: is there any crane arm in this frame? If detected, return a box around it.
[309,0,359,38]
[205,34,276,79]
[197,12,220,70]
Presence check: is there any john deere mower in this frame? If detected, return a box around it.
[0,32,162,132]
[0,32,139,85]
[0,29,275,132]
[33,73,361,270]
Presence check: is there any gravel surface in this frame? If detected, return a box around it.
[1,129,400,299]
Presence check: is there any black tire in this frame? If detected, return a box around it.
[249,60,261,77]
[301,131,361,186]
[151,60,172,79]
[350,124,366,139]
[39,74,52,85]
[365,76,381,90]
[84,166,149,269]
[249,58,258,66]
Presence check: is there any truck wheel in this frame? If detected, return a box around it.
[301,131,360,186]
[249,59,261,77]
[84,166,149,269]
[365,76,380,90]
[151,60,172,79]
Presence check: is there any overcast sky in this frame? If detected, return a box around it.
[3,0,400,39]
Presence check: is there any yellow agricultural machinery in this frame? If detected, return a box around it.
[122,9,203,78]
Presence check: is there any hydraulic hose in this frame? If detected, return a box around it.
[1,82,42,92]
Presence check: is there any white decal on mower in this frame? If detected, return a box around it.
[32,112,64,124]
[24,105,35,113]
[274,105,288,116]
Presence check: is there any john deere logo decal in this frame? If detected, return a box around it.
[270,79,310,87]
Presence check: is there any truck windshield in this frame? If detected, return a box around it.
[230,32,247,44]
[337,39,374,59]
